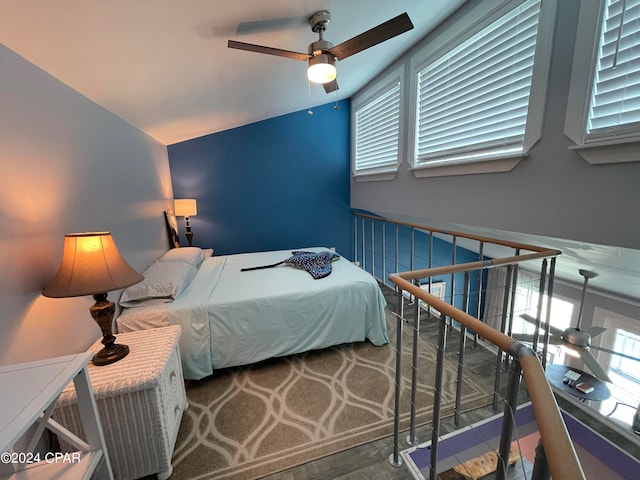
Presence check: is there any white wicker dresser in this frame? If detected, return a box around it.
[53,325,188,480]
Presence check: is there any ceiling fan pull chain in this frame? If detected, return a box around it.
[307,79,313,115]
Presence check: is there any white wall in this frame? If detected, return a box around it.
[350,0,640,252]
[0,44,173,365]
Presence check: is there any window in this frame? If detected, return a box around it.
[409,0,555,177]
[591,307,640,427]
[510,272,575,364]
[609,330,640,383]
[484,267,575,365]
[351,68,403,181]
[565,0,640,164]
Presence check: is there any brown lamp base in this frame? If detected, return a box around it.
[90,293,129,367]
[92,343,130,366]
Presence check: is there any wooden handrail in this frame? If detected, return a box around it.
[395,249,561,281]
[390,274,585,480]
[353,211,554,253]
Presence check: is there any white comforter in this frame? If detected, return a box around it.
[118,248,389,379]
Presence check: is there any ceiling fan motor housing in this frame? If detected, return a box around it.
[307,39,336,84]
[309,39,333,56]
[563,327,592,347]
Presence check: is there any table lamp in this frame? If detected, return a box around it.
[42,232,144,365]
[174,198,197,246]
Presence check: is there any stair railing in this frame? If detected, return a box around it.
[391,266,583,479]
[354,213,584,479]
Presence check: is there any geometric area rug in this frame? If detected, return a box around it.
[169,311,494,479]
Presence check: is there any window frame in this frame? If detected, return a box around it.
[591,306,640,428]
[407,0,556,177]
[564,0,640,164]
[351,66,405,182]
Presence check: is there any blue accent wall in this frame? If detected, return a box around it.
[168,100,352,257]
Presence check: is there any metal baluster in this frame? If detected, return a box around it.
[429,312,448,480]
[354,216,358,263]
[493,265,513,411]
[428,231,433,301]
[371,219,375,279]
[506,251,519,338]
[382,222,386,285]
[449,236,457,328]
[410,227,415,271]
[474,241,485,347]
[532,259,548,354]
[454,272,470,426]
[395,224,399,276]
[495,354,523,480]
[503,256,519,371]
[531,439,551,480]
[407,279,421,445]
[361,217,365,271]
[541,258,556,369]
[389,286,405,468]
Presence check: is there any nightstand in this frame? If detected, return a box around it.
[53,326,187,480]
[0,352,113,479]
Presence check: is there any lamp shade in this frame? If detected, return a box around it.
[307,54,336,84]
[174,198,197,217]
[42,232,143,298]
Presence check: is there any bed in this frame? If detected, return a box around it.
[116,247,389,379]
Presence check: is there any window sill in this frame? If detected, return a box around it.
[352,169,398,182]
[569,139,640,165]
[410,155,525,178]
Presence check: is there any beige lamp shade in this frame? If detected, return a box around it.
[42,232,143,298]
[174,198,197,217]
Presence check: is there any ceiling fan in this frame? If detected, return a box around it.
[516,269,639,383]
[227,10,414,93]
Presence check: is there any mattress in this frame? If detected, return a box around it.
[117,247,389,379]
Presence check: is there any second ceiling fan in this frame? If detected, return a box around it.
[517,269,640,382]
[228,10,414,93]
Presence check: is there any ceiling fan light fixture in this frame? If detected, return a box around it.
[307,54,336,84]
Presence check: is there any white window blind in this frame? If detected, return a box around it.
[414,0,541,167]
[354,81,401,174]
[587,0,640,139]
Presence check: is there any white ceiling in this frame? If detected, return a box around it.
[1,0,639,303]
[0,0,465,145]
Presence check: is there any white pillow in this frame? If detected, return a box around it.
[119,262,197,307]
[157,247,205,268]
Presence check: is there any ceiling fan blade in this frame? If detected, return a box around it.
[513,333,535,342]
[323,78,339,93]
[590,344,640,362]
[328,12,414,61]
[584,326,606,339]
[519,314,564,338]
[575,347,612,382]
[520,313,537,325]
[236,16,306,35]
[227,40,309,61]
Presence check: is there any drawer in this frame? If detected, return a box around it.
[159,344,187,446]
